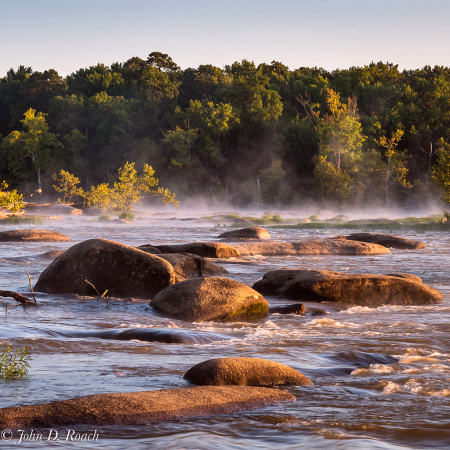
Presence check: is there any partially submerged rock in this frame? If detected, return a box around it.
[184,357,312,386]
[37,250,65,260]
[343,232,425,249]
[235,239,390,256]
[0,386,295,428]
[151,277,268,322]
[0,229,71,242]
[35,239,175,298]
[137,245,162,254]
[72,327,229,344]
[153,242,241,259]
[158,253,228,280]
[252,269,443,305]
[269,304,306,315]
[218,227,271,240]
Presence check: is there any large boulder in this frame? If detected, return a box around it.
[35,239,175,298]
[0,386,295,428]
[218,227,271,240]
[252,269,443,306]
[152,242,240,259]
[0,229,70,242]
[157,253,228,280]
[151,277,269,322]
[184,357,312,386]
[71,328,229,344]
[235,239,390,256]
[344,232,425,249]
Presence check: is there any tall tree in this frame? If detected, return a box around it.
[3,108,62,190]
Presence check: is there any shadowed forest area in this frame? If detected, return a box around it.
[1,53,450,210]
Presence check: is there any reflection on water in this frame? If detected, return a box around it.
[1,217,449,449]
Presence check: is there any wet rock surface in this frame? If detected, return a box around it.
[151,277,269,322]
[235,239,390,256]
[35,239,175,298]
[37,250,65,259]
[153,242,241,259]
[137,245,162,254]
[184,357,313,386]
[0,386,295,428]
[343,232,425,249]
[252,269,443,305]
[269,304,306,315]
[158,253,229,280]
[70,327,229,344]
[0,229,71,242]
[218,227,271,240]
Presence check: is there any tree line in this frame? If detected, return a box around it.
[1,53,450,208]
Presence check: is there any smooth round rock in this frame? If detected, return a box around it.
[184,357,313,386]
[35,238,175,298]
[151,277,268,322]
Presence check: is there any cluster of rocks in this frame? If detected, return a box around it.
[31,228,439,319]
[0,225,441,427]
[0,356,310,427]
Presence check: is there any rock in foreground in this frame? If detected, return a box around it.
[158,253,229,280]
[252,269,443,305]
[0,386,295,428]
[0,229,70,242]
[344,232,425,249]
[153,242,240,259]
[184,357,312,386]
[218,227,271,240]
[152,277,268,322]
[35,239,175,298]
[235,239,390,256]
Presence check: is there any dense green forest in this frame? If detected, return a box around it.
[1,52,450,209]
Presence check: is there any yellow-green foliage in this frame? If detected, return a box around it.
[83,162,179,212]
[84,183,116,213]
[0,181,24,213]
[0,346,31,379]
[52,170,84,203]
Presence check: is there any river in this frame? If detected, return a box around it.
[1,214,449,449]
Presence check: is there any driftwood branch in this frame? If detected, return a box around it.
[0,290,38,307]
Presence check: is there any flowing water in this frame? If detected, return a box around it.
[1,215,449,449]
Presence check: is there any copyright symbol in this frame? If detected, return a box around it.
[1,429,12,440]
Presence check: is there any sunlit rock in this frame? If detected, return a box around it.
[218,227,271,240]
[0,386,295,427]
[151,277,268,322]
[235,239,390,256]
[184,357,313,386]
[0,229,70,242]
[252,269,443,305]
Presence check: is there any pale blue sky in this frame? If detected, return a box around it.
[1,0,449,76]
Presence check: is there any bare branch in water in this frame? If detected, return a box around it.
[26,270,37,305]
[0,290,38,307]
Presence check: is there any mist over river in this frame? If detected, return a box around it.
[1,214,449,449]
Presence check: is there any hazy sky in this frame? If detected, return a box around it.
[1,0,449,76]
